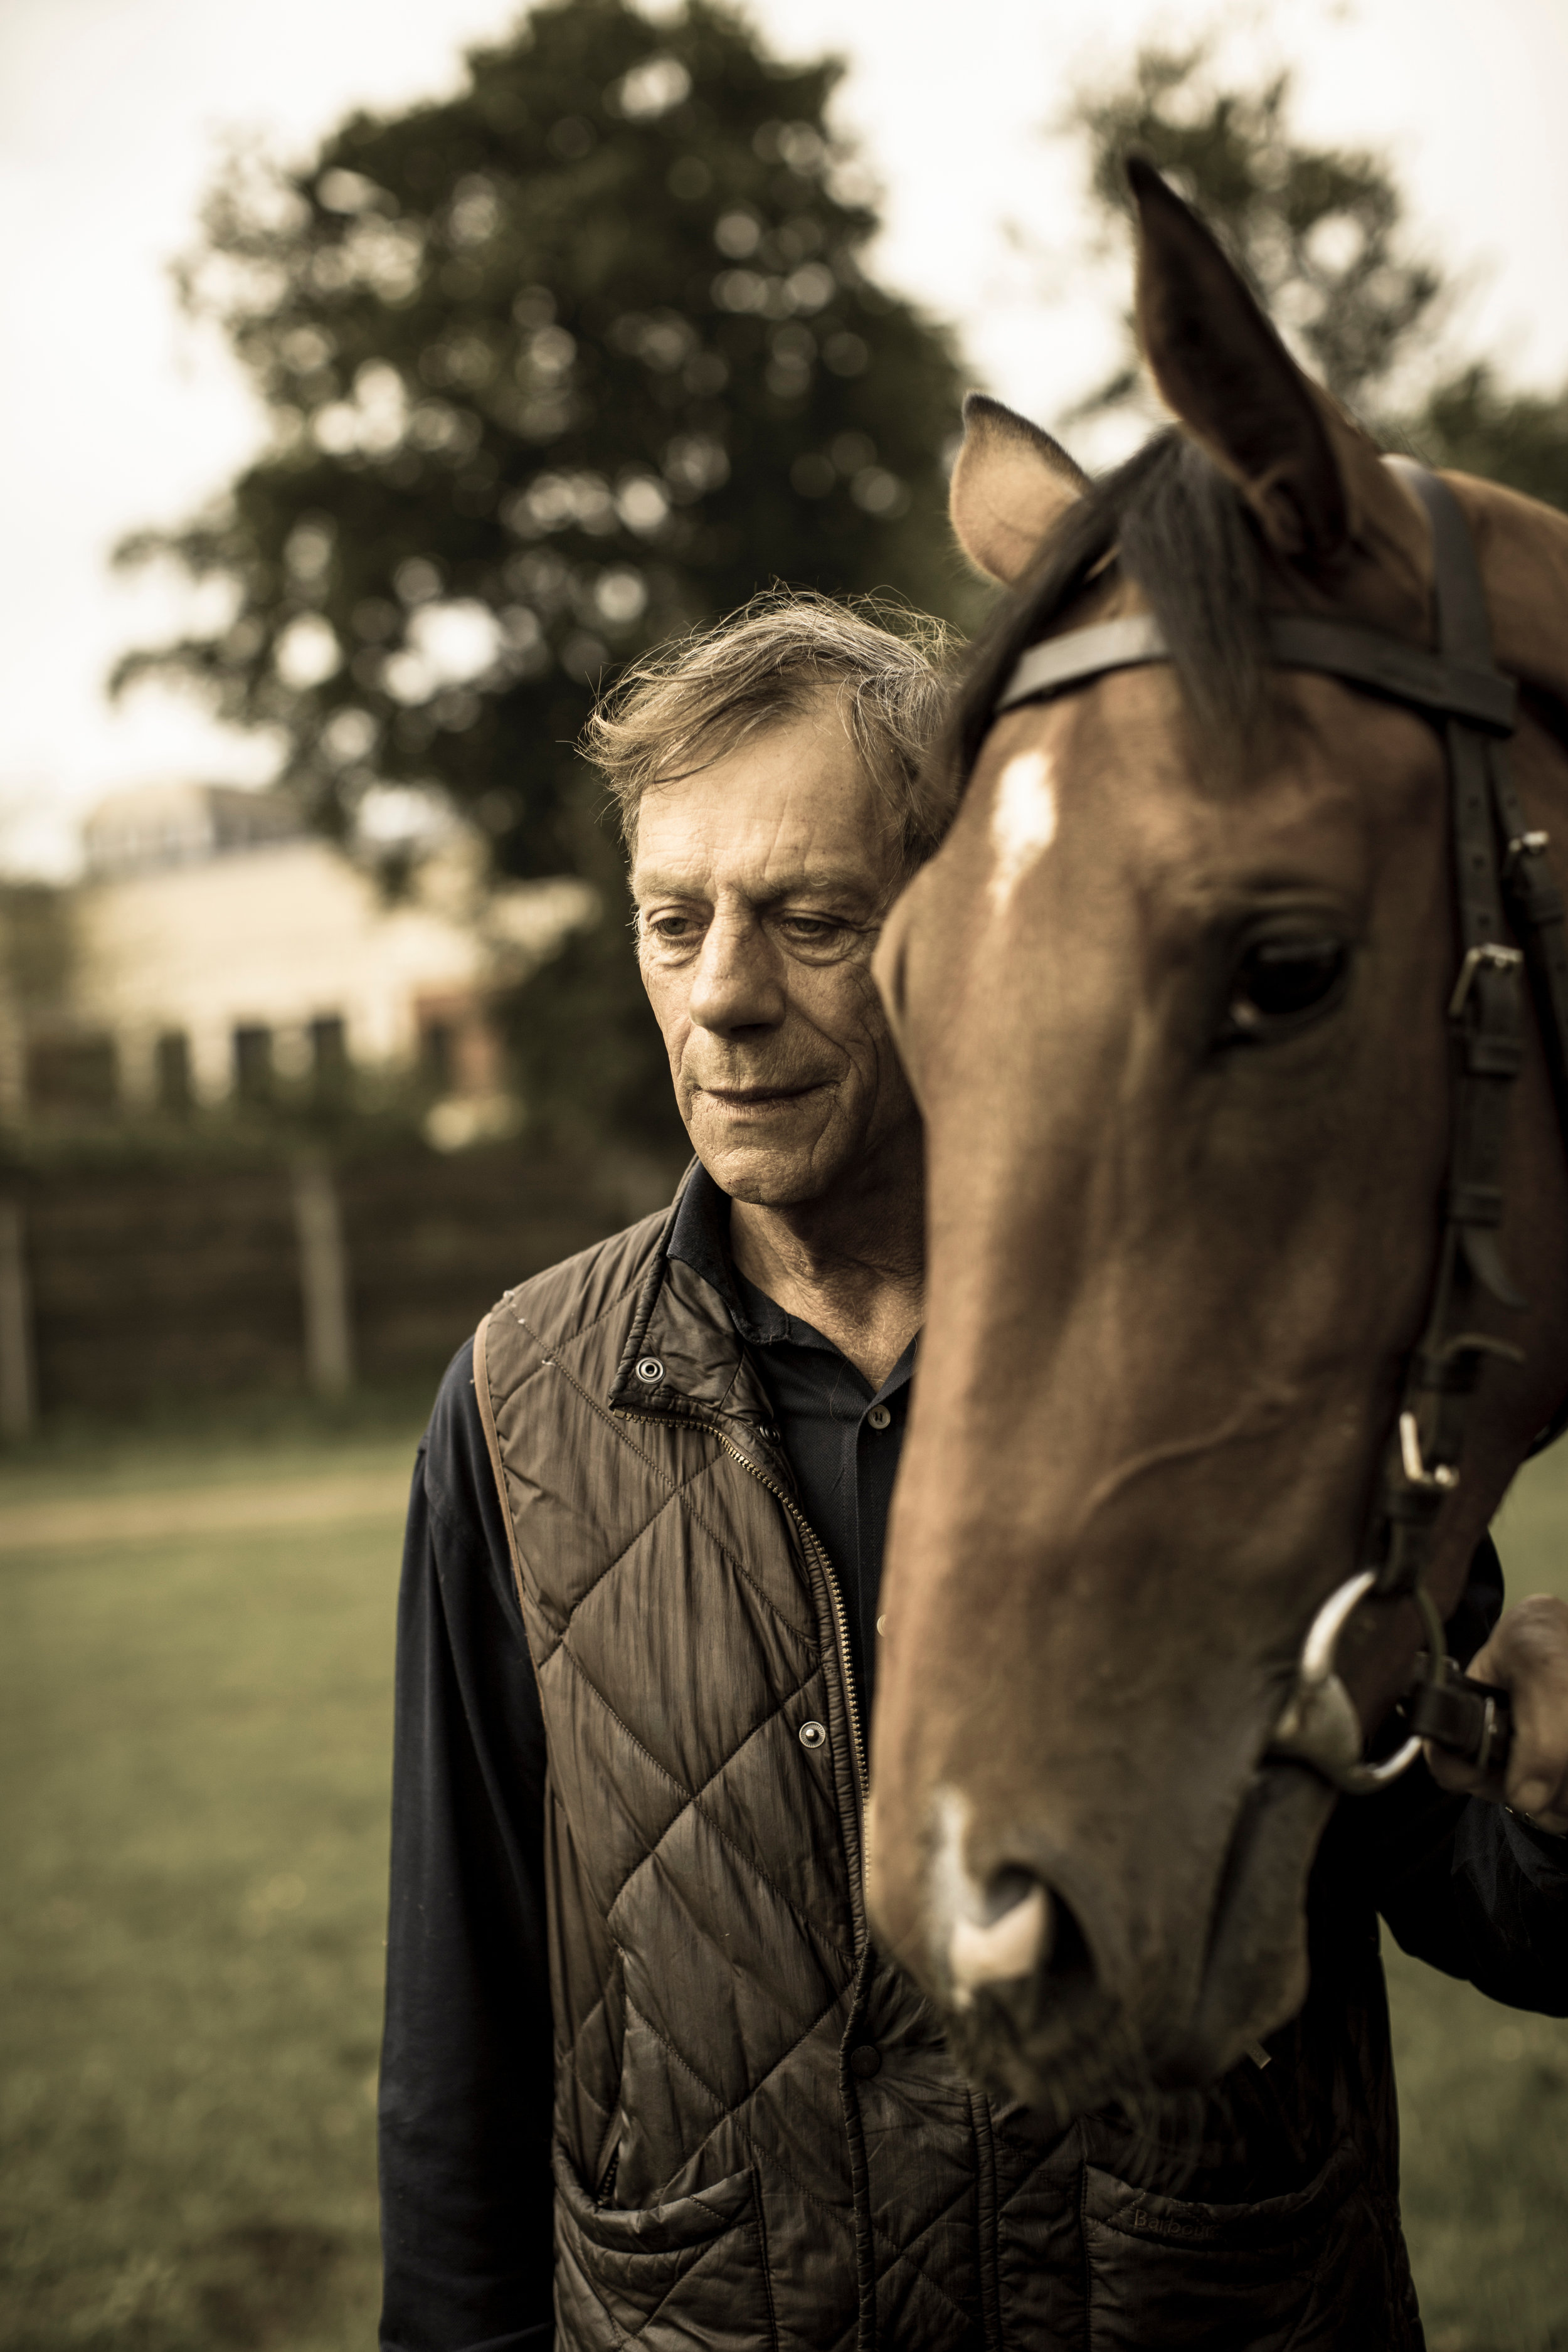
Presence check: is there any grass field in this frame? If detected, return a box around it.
[3,1417,1567,2350]
[0,1421,417,2352]
[1393,1452,1568,2352]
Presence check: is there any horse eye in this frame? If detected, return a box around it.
[1227,935,1348,1037]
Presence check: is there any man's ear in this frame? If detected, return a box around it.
[1128,155,1353,563]
[949,393,1090,585]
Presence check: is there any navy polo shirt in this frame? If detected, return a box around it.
[664,1162,914,1713]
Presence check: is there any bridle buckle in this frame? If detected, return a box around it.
[1397,1410,1459,1495]
[1448,941,1523,1020]
[1505,828,1551,879]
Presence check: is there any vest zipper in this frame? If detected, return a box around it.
[619,1406,869,1798]
[723,1433,869,1801]
[620,1395,874,2339]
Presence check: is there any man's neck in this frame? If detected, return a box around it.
[728,1154,924,1389]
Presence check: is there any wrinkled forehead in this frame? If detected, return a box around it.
[631,702,904,904]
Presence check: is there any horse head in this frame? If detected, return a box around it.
[866,161,1568,2118]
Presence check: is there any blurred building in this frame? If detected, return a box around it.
[0,782,591,1138]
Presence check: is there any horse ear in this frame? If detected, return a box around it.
[1128,156,1350,563]
[949,393,1089,585]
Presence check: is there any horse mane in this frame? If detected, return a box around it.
[949,430,1272,793]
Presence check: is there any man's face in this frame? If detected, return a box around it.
[632,702,918,1207]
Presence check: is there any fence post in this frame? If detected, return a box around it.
[0,1196,36,1438]
[290,1156,354,1396]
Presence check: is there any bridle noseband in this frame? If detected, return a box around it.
[985,459,1568,1795]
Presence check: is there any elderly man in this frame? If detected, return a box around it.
[378,593,948,2352]
[379,590,1568,2352]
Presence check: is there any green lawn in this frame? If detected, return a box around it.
[1391,1444,1568,2352]
[0,1430,418,2352]
[2,1426,1567,2350]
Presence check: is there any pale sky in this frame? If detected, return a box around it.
[4,0,1568,875]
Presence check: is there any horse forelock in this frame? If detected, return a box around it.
[946,430,1277,806]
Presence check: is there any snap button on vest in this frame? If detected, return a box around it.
[849,2043,882,2079]
[867,1404,892,1430]
[635,1357,664,1384]
[798,1719,827,1750]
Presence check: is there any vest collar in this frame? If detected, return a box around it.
[607,1160,780,1439]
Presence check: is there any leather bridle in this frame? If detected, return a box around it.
[983,460,1568,1795]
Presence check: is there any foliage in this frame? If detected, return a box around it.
[1067,45,1444,424]
[1066,40,1568,526]
[0,884,73,1021]
[1410,365,1568,514]
[503,904,690,1164]
[114,0,969,891]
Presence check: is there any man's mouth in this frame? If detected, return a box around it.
[698,1083,824,1112]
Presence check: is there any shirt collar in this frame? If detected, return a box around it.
[664,1160,793,1345]
[665,1160,918,1394]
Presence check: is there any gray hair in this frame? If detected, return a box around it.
[580,588,961,872]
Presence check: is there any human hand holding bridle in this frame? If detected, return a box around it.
[1426,1593,1568,1834]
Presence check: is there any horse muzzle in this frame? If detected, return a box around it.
[895,1750,1340,2119]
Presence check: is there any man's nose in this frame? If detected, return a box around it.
[687,912,785,1036]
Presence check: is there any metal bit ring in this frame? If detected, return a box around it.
[1269,1571,1446,1794]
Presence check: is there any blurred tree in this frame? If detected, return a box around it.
[1064,41,1568,517]
[115,0,969,1155]
[1067,45,1444,424]
[1413,366,1568,514]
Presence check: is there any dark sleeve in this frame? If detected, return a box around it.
[1325,1534,1568,2015]
[378,1340,555,2351]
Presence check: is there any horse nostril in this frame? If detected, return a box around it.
[1037,1889,1094,1989]
[980,1865,1038,1924]
[949,1871,1053,1994]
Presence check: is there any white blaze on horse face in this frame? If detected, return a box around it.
[930,1788,1052,2006]
[988,748,1057,915]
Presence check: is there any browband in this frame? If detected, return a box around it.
[993,610,1520,736]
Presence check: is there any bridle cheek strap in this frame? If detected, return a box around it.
[987,459,1568,1793]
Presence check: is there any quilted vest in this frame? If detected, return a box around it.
[476,1183,1427,2352]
